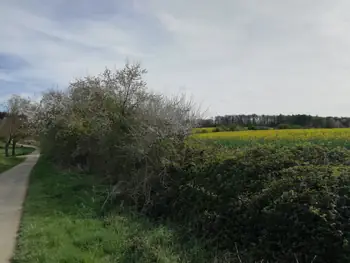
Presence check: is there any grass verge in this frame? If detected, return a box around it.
[14,146,36,156]
[0,145,35,173]
[0,145,36,157]
[12,158,233,263]
[0,156,23,173]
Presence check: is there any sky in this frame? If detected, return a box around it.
[1,0,350,117]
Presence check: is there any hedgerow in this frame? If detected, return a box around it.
[143,144,350,262]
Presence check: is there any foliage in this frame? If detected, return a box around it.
[0,111,7,118]
[0,95,37,156]
[193,127,214,133]
[205,114,347,129]
[138,144,350,262]
[277,123,291,129]
[247,124,256,130]
[30,62,350,262]
[14,146,36,156]
[205,125,244,133]
[13,158,235,263]
[0,143,35,172]
[34,63,199,211]
[276,123,303,129]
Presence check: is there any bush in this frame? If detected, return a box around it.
[35,63,199,210]
[277,124,303,129]
[247,124,256,130]
[242,165,350,262]
[227,124,237,131]
[254,126,271,130]
[143,144,350,262]
[277,123,291,129]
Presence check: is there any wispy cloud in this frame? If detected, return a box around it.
[1,0,350,116]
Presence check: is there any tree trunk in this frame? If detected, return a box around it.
[5,143,9,157]
[11,140,16,156]
[5,137,11,157]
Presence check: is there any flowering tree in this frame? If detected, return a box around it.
[0,95,36,156]
[34,62,200,208]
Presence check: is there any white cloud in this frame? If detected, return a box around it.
[1,0,350,116]
[0,2,145,86]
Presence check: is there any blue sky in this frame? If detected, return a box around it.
[1,0,350,116]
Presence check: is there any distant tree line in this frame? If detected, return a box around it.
[198,114,350,129]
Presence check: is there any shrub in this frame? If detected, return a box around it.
[193,128,209,134]
[227,124,237,131]
[242,166,350,262]
[277,123,291,129]
[35,63,199,210]
[143,144,350,262]
[247,124,256,130]
[254,126,271,130]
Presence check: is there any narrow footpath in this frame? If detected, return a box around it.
[0,149,39,263]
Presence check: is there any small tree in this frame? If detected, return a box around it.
[0,95,34,156]
[34,62,201,209]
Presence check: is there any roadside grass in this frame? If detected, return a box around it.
[0,156,23,173]
[0,144,36,173]
[0,144,36,157]
[12,158,233,263]
[14,146,36,156]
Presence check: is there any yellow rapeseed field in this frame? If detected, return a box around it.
[193,127,216,133]
[193,128,350,148]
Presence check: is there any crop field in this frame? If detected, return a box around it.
[193,127,216,133]
[193,128,350,148]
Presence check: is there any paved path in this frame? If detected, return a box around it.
[0,149,39,263]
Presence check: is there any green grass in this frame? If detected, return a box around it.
[14,146,36,156]
[0,144,36,173]
[13,158,234,263]
[0,142,36,157]
[0,156,23,173]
